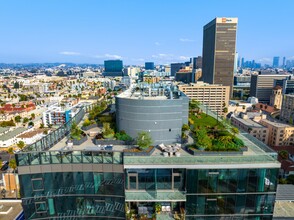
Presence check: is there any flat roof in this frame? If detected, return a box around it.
[232,116,265,128]
[262,119,293,128]
[0,127,28,142]
[0,127,10,135]
[276,184,294,201]
[0,200,23,220]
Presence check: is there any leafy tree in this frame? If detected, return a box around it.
[82,118,94,127]
[70,121,83,140]
[23,117,29,123]
[18,94,28,101]
[28,121,34,127]
[31,113,35,119]
[14,115,22,123]
[39,123,44,128]
[136,131,153,150]
[102,123,114,138]
[231,127,239,136]
[279,150,288,160]
[17,141,25,150]
[223,107,228,113]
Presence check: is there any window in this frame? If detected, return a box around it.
[32,178,44,191]
[35,201,47,213]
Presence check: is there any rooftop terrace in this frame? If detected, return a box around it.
[15,102,280,168]
[117,83,184,100]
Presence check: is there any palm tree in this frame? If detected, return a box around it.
[17,141,25,150]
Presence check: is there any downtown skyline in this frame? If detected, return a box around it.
[0,0,294,64]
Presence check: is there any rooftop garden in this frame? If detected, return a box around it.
[187,101,244,152]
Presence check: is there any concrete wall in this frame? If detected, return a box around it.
[116,94,188,145]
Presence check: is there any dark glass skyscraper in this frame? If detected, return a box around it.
[103,60,123,77]
[145,62,155,70]
[202,17,238,96]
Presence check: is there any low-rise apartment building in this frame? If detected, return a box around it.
[231,113,269,144]
[42,105,72,127]
[178,81,230,114]
[260,119,294,147]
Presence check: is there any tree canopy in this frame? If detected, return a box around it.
[136,131,153,150]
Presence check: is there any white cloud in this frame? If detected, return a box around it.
[151,53,190,62]
[59,51,80,56]
[95,54,123,59]
[179,56,190,61]
[179,38,194,42]
[104,53,122,59]
[155,42,160,46]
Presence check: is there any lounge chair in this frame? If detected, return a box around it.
[158,143,167,151]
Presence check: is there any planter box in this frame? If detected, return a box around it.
[72,135,88,145]
[123,146,155,156]
[186,146,243,156]
[81,123,97,131]
[93,139,125,145]
[240,146,248,152]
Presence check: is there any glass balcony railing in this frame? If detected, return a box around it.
[16,150,123,166]
[15,103,99,166]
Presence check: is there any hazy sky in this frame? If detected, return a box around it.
[0,0,293,64]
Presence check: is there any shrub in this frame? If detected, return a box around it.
[182,124,190,132]
[115,131,132,141]
[83,118,94,127]
[103,123,114,138]
[137,131,153,150]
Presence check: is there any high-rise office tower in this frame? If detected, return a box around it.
[282,57,286,68]
[273,57,279,68]
[202,17,238,96]
[103,60,123,77]
[145,62,155,70]
[241,57,244,68]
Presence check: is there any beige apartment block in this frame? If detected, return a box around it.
[280,94,294,123]
[178,81,230,114]
[231,113,269,144]
[260,119,294,147]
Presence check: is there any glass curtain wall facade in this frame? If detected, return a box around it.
[124,168,278,219]
[17,151,125,219]
[186,168,278,219]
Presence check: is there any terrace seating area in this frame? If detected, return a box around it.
[158,143,182,157]
[97,145,113,151]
